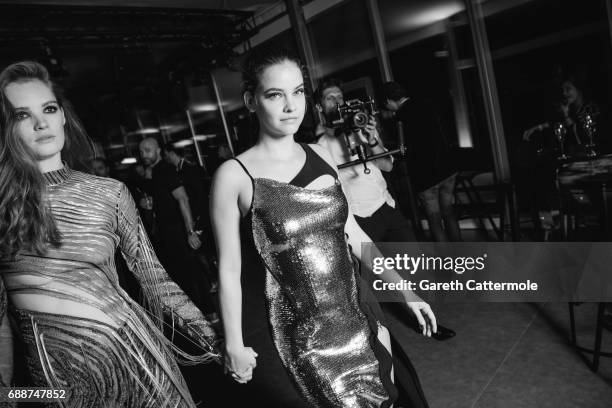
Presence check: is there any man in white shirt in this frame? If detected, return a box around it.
[315,79,457,342]
[315,78,415,242]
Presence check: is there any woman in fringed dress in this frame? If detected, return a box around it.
[0,61,220,407]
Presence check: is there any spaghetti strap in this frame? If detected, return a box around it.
[232,158,255,217]
[232,158,254,181]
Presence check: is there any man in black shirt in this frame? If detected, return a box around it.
[162,144,210,237]
[139,137,205,306]
[162,143,219,300]
[383,81,461,242]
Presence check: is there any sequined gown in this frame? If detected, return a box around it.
[0,167,219,407]
[231,149,396,408]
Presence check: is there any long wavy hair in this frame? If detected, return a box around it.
[0,61,93,257]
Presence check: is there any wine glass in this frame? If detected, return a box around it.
[554,122,568,160]
[583,113,597,157]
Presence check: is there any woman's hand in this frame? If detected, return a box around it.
[404,293,437,337]
[187,231,202,250]
[523,126,537,141]
[224,345,258,384]
[523,123,547,141]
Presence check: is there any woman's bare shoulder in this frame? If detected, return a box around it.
[212,159,249,192]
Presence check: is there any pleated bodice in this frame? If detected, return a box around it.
[0,166,218,407]
[1,167,216,347]
[2,167,129,323]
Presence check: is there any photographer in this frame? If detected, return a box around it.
[315,78,416,243]
[315,78,456,351]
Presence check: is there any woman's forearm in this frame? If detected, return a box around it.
[219,270,244,350]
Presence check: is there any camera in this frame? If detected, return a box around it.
[325,98,378,133]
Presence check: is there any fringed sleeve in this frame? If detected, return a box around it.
[0,277,11,387]
[0,277,5,331]
[115,183,221,362]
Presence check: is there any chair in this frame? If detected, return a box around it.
[454,171,520,241]
[568,302,612,372]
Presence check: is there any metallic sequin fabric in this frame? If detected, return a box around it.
[251,178,390,407]
[0,167,219,407]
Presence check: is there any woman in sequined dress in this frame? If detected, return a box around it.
[0,61,219,407]
[210,48,436,407]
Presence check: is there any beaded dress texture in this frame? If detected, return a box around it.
[0,277,7,388]
[0,167,219,407]
[235,151,394,408]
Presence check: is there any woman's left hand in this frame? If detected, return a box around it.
[404,294,437,337]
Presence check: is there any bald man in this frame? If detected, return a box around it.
[138,137,208,307]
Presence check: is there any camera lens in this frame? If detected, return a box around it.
[352,112,369,128]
